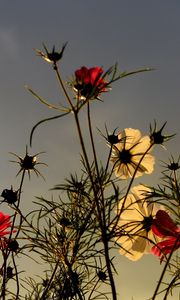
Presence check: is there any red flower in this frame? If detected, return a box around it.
[151,210,180,261]
[0,212,12,237]
[74,66,108,100]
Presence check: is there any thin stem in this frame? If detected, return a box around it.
[103,236,117,300]
[163,273,179,300]
[53,66,92,180]
[104,145,113,178]
[1,254,7,300]
[1,169,26,299]
[87,102,117,300]
[73,112,94,183]
[53,65,95,184]
[10,169,26,240]
[118,143,154,218]
[54,64,74,111]
[53,66,117,299]
[87,102,100,180]
[12,253,20,300]
[173,169,180,206]
[40,260,59,300]
[152,235,180,300]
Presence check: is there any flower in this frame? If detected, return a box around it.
[7,239,19,252]
[166,156,180,171]
[97,270,107,281]
[150,121,175,145]
[110,128,155,179]
[35,42,68,66]
[1,187,18,204]
[73,66,108,100]
[151,210,180,261]
[0,212,12,237]
[114,185,159,261]
[10,148,47,180]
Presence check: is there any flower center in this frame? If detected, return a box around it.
[142,215,153,232]
[21,155,37,170]
[119,149,132,164]
[74,83,94,98]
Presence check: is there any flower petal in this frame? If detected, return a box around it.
[151,236,180,258]
[89,67,103,85]
[111,128,155,179]
[152,210,179,237]
[132,136,151,154]
[115,185,159,261]
[0,212,12,237]
[75,66,90,84]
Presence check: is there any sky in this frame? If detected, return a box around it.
[0,1,180,299]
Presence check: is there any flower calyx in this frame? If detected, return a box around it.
[107,134,120,145]
[150,121,175,145]
[10,147,47,180]
[167,156,180,171]
[35,42,68,68]
[7,239,19,252]
[97,270,107,281]
[1,187,18,205]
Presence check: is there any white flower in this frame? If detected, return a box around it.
[114,185,159,261]
[110,128,155,179]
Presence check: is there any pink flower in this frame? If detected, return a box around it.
[151,210,180,261]
[0,212,12,237]
[74,66,108,100]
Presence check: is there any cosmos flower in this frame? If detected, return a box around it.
[114,185,159,261]
[0,212,12,237]
[73,66,108,100]
[151,210,180,261]
[110,128,155,179]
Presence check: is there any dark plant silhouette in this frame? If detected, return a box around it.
[0,42,179,300]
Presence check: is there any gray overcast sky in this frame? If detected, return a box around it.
[0,1,180,299]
